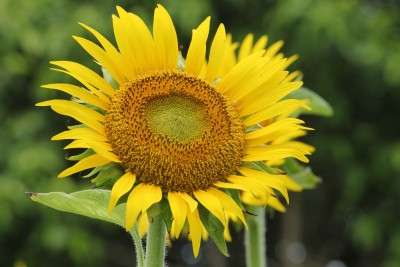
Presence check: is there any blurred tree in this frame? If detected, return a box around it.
[1,0,399,266]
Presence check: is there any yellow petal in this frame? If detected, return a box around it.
[216,50,265,94]
[193,190,226,226]
[87,141,121,163]
[252,35,268,53]
[51,60,115,97]
[186,208,202,257]
[64,140,91,149]
[244,143,311,162]
[153,4,178,70]
[140,184,162,213]
[168,192,188,239]
[42,83,109,110]
[238,34,254,61]
[267,195,287,212]
[49,68,110,103]
[283,70,301,83]
[214,181,254,192]
[241,190,270,206]
[36,100,105,134]
[237,81,303,116]
[238,167,289,203]
[218,34,238,76]
[227,175,271,203]
[116,7,156,73]
[185,17,211,76]
[112,14,138,77]
[227,58,287,103]
[244,99,310,126]
[138,213,149,237]
[78,22,130,82]
[280,175,302,192]
[207,188,247,228]
[265,40,284,58]
[205,23,226,82]
[283,54,299,69]
[52,127,108,142]
[177,192,198,213]
[108,172,136,212]
[59,154,110,177]
[245,118,311,147]
[126,183,145,230]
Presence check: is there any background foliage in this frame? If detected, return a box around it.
[1,0,399,266]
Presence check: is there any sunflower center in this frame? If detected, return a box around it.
[105,71,245,192]
[144,94,209,143]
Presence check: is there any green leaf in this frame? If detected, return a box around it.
[90,163,124,187]
[240,161,279,174]
[286,87,334,117]
[225,189,245,210]
[198,205,229,257]
[30,189,126,227]
[67,149,94,161]
[281,158,322,189]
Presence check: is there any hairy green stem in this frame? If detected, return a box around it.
[129,223,145,267]
[245,206,267,267]
[145,215,167,267]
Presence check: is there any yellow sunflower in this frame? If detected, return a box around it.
[37,5,312,256]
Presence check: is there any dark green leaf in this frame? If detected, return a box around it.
[30,189,126,227]
[67,149,94,161]
[198,205,229,257]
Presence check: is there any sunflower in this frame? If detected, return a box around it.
[37,5,312,256]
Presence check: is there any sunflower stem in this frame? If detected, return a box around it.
[244,206,267,267]
[129,222,145,267]
[145,215,167,267]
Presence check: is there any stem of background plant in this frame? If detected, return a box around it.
[244,205,267,267]
[129,222,145,267]
[145,215,167,267]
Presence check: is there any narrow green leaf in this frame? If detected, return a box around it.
[281,158,322,189]
[225,189,245,210]
[240,161,279,174]
[286,87,334,117]
[67,148,94,161]
[198,205,229,257]
[30,189,126,227]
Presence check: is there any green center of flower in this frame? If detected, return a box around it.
[144,94,209,143]
[105,71,246,193]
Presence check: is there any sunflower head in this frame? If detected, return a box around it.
[105,70,246,193]
[37,4,313,257]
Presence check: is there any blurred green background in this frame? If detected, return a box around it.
[1,0,399,266]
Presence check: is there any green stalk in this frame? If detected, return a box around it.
[244,206,267,267]
[145,215,167,267]
[129,223,145,267]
